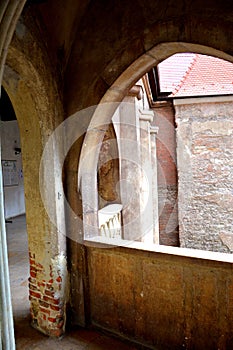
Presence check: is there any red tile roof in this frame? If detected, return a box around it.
[158,53,233,97]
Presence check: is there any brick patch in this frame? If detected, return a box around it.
[29,253,65,337]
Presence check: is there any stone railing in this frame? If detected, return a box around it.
[98,204,123,238]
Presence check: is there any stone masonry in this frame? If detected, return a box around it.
[175,97,233,253]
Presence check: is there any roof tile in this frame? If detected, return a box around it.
[158,53,233,97]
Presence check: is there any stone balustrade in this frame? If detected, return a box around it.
[98,204,123,238]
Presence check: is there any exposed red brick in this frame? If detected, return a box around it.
[38,281,46,288]
[29,290,41,299]
[46,283,54,290]
[56,276,62,283]
[48,317,57,323]
[36,262,44,270]
[39,306,51,315]
[45,289,54,297]
[30,271,37,278]
[30,258,35,265]
[50,304,60,312]
[43,296,60,305]
[29,283,38,291]
[28,276,36,285]
[39,300,50,308]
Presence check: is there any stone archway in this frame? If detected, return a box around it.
[78,42,233,240]
[2,19,68,338]
[75,42,233,348]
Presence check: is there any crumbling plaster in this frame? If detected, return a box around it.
[3,14,68,336]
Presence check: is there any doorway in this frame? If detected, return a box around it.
[0,86,30,336]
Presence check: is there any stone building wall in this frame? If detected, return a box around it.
[175,97,233,253]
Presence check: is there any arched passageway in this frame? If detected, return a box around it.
[2,17,68,339]
[0,85,30,341]
[1,1,233,349]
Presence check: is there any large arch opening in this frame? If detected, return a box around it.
[79,42,233,255]
[74,42,233,350]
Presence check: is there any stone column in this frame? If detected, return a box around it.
[119,91,142,241]
[139,110,154,243]
[81,129,102,240]
[150,126,159,244]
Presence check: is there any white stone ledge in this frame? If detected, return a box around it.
[174,95,233,106]
[139,109,154,122]
[84,236,233,263]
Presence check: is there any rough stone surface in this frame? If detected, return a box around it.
[176,99,233,253]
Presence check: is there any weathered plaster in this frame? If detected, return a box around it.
[175,97,233,253]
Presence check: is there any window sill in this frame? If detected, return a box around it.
[84,236,233,263]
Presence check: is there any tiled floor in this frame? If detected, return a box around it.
[6,215,139,350]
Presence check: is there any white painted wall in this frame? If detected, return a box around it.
[0,120,25,219]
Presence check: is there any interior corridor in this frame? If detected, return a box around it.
[6,215,140,350]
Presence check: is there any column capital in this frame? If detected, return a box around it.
[128,85,143,100]
[139,109,154,123]
[150,126,159,134]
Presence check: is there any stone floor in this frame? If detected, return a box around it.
[6,215,139,350]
